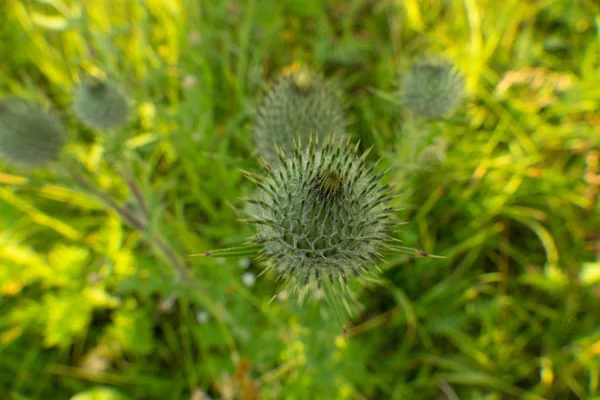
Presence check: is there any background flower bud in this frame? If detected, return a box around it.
[73,78,130,130]
[254,69,349,165]
[0,97,67,168]
[400,60,464,120]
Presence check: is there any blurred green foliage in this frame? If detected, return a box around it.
[0,0,599,399]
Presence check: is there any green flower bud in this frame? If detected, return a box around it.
[400,60,464,119]
[247,136,398,288]
[0,97,67,168]
[419,136,449,165]
[73,78,129,130]
[254,69,349,165]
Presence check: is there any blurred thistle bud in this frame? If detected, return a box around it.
[253,68,349,165]
[419,136,449,166]
[0,97,67,168]
[400,60,464,120]
[246,136,398,290]
[73,77,129,130]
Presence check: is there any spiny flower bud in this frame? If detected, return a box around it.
[0,97,67,168]
[247,136,398,289]
[73,77,129,130]
[254,69,349,165]
[400,60,464,119]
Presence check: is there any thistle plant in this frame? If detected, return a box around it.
[0,97,67,168]
[244,136,398,290]
[400,60,464,120]
[73,77,130,130]
[0,85,203,311]
[254,68,349,165]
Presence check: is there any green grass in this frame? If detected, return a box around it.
[1,0,599,399]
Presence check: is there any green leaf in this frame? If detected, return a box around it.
[46,244,90,287]
[30,12,69,31]
[580,261,600,286]
[43,292,93,348]
[70,387,132,400]
[107,306,153,355]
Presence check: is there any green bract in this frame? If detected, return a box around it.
[73,78,129,130]
[254,69,349,165]
[246,137,397,288]
[0,97,67,168]
[400,60,464,119]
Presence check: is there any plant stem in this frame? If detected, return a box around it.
[60,163,234,323]
[125,175,150,223]
[111,157,188,281]
[152,233,191,283]
[64,168,193,281]
[116,156,151,223]
[68,170,146,230]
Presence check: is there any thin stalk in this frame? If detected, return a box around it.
[109,157,189,282]
[113,153,151,224]
[68,170,146,231]
[125,172,150,223]
[322,279,349,334]
[152,233,191,283]
[63,168,194,282]
[58,162,234,325]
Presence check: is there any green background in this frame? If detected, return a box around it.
[0,0,599,399]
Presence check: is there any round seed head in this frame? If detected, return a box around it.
[254,69,349,165]
[400,60,464,119]
[73,78,129,130]
[0,97,67,168]
[248,137,398,289]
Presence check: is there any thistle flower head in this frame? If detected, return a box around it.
[73,77,129,130]
[0,97,67,168]
[400,60,464,119]
[254,68,349,165]
[247,136,398,289]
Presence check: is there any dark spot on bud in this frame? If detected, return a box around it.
[89,77,105,89]
[314,168,343,201]
[291,69,313,94]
